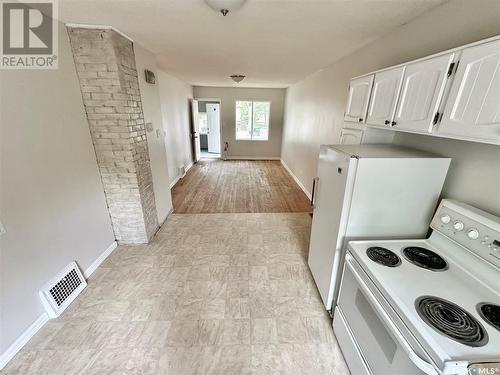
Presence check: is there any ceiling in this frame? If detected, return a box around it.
[59,0,447,88]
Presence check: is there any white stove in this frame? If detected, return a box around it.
[333,199,500,375]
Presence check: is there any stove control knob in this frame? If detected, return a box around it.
[467,229,479,240]
[440,215,451,224]
[453,221,465,231]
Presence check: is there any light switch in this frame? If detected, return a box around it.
[156,129,165,138]
[0,221,6,236]
[145,122,154,132]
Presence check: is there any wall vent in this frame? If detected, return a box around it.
[39,262,87,318]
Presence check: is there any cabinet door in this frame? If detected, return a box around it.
[438,40,500,144]
[344,75,374,123]
[393,53,455,133]
[366,67,405,127]
[340,128,363,144]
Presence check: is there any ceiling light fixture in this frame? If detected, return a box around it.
[205,0,246,16]
[230,74,245,83]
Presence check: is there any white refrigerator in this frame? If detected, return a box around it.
[308,144,450,312]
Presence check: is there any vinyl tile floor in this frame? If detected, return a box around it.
[2,213,350,375]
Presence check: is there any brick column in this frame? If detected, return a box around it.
[67,27,158,244]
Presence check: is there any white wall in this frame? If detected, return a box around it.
[193,86,285,159]
[134,44,173,223]
[158,72,194,185]
[0,25,116,356]
[281,0,500,216]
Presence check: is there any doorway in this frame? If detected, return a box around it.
[197,100,221,159]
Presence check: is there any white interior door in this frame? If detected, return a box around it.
[344,75,374,123]
[191,99,200,162]
[393,53,455,133]
[366,67,405,127]
[438,39,500,144]
[206,103,221,154]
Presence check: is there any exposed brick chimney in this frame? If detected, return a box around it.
[67,27,158,244]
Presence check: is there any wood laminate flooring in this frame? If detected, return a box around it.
[171,160,312,213]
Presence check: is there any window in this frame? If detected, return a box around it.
[235,101,270,140]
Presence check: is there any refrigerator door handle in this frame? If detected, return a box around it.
[311,177,319,208]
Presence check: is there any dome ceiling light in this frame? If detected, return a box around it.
[205,0,246,16]
[230,74,245,83]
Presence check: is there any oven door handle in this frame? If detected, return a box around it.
[345,255,439,375]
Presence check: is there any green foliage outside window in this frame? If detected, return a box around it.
[236,101,270,140]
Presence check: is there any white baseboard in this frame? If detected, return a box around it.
[169,161,194,189]
[0,240,118,370]
[280,159,312,200]
[158,207,174,228]
[83,241,117,279]
[169,175,180,189]
[159,207,174,226]
[0,313,49,370]
[226,156,281,160]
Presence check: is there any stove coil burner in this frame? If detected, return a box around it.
[416,296,488,347]
[402,247,447,271]
[366,247,401,267]
[477,303,500,331]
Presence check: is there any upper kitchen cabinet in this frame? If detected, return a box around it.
[340,128,363,144]
[437,39,500,144]
[365,67,405,127]
[393,53,455,134]
[344,75,373,123]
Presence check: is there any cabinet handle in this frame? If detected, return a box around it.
[384,120,390,125]
[311,177,319,208]
[358,118,363,122]
[391,121,397,126]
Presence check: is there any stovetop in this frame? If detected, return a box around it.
[347,237,500,363]
[402,246,448,271]
[416,296,488,348]
[366,246,401,267]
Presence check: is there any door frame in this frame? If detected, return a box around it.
[190,99,201,163]
[195,97,223,159]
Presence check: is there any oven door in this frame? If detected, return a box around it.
[335,253,439,375]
